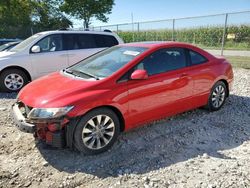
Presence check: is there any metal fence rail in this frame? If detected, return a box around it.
[91,10,250,55]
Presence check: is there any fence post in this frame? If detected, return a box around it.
[116,25,119,33]
[172,19,175,41]
[136,22,140,41]
[221,13,228,55]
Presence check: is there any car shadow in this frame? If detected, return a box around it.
[36,94,250,178]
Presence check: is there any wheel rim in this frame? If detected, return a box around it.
[4,73,24,91]
[82,115,115,150]
[211,85,226,108]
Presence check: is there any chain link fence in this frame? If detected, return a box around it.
[91,11,250,55]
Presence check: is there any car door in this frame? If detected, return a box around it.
[126,48,194,127]
[186,49,213,107]
[63,34,105,66]
[29,34,69,78]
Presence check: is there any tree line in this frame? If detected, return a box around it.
[0,0,114,39]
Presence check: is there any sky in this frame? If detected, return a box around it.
[73,0,250,28]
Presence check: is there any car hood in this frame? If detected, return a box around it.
[18,72,101,108]
[0,51,17,58]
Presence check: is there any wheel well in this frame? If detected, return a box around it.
[87,105,125,132]
[0,66,32,81]
[218,79,229,97]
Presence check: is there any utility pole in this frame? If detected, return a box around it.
[131,12,135,42]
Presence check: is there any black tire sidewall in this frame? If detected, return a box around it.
[73,108,120,155]
[208,81,227,111]
[0,69,29,92]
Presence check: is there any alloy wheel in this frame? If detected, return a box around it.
[211,85,226,108]
[4,73,24,91]
[82,115,115,150]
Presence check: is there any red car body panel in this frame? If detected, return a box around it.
[18,42,233,132]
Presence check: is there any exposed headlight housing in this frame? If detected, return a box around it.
[27,106,74,119]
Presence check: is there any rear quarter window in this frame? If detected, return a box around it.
[189,50,208,65]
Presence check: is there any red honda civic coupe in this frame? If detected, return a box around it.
[12,42,233,154]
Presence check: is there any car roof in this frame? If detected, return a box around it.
[120,41,198,48]
[119,41,215,60]
[37,30,117,36]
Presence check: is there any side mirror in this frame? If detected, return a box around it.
[31,45,41,53]
[131,69,148,80]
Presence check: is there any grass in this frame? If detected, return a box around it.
[225,56,250,69]
[198,44,250,51]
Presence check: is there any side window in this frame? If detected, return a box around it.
[63,34,97,50]
[135,48,187,76]
[35,34,62,52]
[63,34,76,50]
[94,34,119,48]
[189,50,207,65]
[77,34,96,49]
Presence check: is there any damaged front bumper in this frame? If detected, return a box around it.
[11,103,36,133]
[11,102,67,148]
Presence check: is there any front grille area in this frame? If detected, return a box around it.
[17,101,33,118]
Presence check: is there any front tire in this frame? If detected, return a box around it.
[74,108,120,155]
[207,81,228,111]
[0,69,29,92]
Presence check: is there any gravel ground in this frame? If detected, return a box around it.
[0,68,250,188]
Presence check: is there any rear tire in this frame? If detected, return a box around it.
[207,81,228,111]
[0,69,29,92]
[73,108,120,155]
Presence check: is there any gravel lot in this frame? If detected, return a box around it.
[0,68,250,188]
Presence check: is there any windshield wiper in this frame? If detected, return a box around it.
[64,69,99,80]
[75,70,100,80]
[63,69,80,77]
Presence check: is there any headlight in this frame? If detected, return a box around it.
[27,106,74,119]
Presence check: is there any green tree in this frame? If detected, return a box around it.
[0,0,33,38]
[32,0,72,32]
[61,0,114,29]
[0,0,72,39]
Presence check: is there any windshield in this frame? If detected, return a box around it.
[0,43,8,51]
[9,33,42,52]
[67,46,148,79]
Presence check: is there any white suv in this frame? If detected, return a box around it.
[0,30,123,92]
